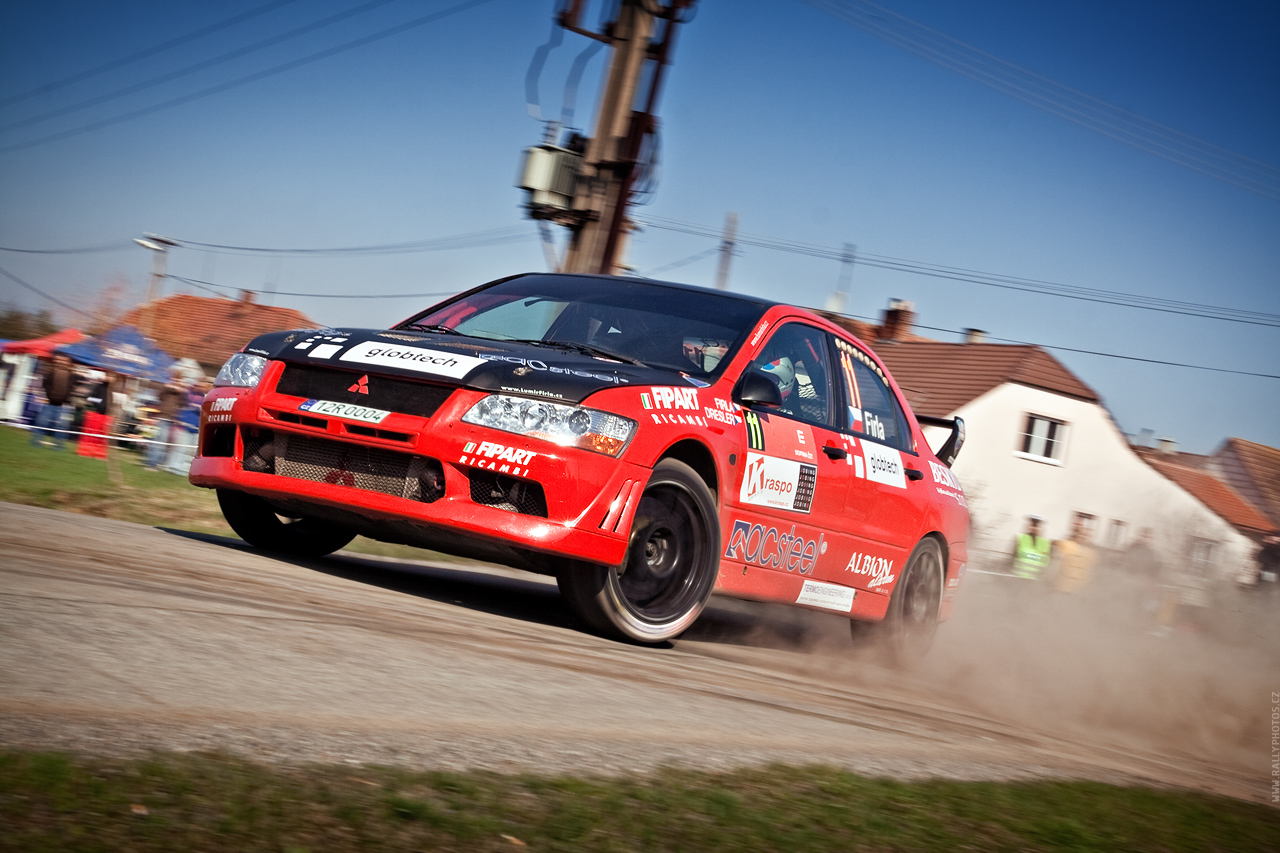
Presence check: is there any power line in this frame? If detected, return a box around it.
[0,264,95,319]
[638,215,1280,328]
[0,241,132,255]
[639,246,720,276]
[170,225,534,256]
[0,0,302,108]
[0,0,500,155]
[800,0,1280,201]
[0,0,400,135]
[823,307,1280,380]
[166,274,458,300]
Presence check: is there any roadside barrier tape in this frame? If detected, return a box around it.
[5,422,197,449]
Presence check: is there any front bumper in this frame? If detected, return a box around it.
[190,365,649,568]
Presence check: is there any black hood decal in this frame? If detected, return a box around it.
[243,327,692,404]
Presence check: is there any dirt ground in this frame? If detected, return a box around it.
[1,501,1273,804]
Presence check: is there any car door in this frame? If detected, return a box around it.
[724,321,853,581]
[828,335,932,591]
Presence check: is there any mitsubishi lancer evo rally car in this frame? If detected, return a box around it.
[191,273,968,662]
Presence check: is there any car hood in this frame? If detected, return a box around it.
[242,327,701,404]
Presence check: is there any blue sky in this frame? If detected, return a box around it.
[0,0,1276,453]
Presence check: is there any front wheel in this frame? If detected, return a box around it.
[217,489,356,558]
[557,459,720,644]
[850,537,944,669]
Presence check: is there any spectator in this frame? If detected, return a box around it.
[30,353,75,448]
[162,378,206,475]
[1010,515,1051,579]
[146,369,187,470]
[1051,516,1097,594]
[1120,527,1164,622]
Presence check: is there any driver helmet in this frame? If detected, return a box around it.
[761,356,795,400]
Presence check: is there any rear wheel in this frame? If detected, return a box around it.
[557,459,720,643]
[217,489,355,558]
[850,537,943,668]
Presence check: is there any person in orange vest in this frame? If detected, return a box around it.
[1011,515,1052,579]
[1052,516,1098,594]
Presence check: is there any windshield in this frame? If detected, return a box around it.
[398,276,770,378]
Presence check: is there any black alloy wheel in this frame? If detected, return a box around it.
[850,537,944,669]
[558,458,720,643]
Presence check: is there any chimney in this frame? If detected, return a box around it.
[238,289,256,304]
[879,299,915,342]
[1157,437,1178,455]
[963,328,986,344]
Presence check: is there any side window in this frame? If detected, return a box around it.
[833,337,913,452]
[747,324,833,427]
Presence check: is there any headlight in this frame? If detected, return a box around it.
[462,394,637,457]
[214,353,268,388]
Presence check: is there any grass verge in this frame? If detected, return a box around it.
[1,750,1276,853]
[0,424,458,561]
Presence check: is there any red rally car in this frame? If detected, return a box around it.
[191,273,968,662]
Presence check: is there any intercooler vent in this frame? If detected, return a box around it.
[468,469,548,517]
[244,428,442,503]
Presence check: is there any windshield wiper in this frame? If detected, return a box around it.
[403,323,464,336]
[537,339,646,367]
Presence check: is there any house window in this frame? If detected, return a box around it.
[1189,539,1218,573]
[1072,512,1096,542]
[1106,520,1127,549]
[1017,414,1067,462]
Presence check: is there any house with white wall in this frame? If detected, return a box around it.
[820,306,1271,582]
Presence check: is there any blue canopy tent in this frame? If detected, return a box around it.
[58,325,176,382]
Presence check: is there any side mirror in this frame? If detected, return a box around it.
[734,369,783,407]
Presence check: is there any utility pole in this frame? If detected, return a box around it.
[519,0,698,276]
[134,234,177,340]
[825,242,856,313]
[713,211,738,290]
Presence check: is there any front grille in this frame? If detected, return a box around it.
[275,364,454,418]
[242,427,442,502]
[468,469,548,517]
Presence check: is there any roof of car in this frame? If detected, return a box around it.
[515,273,778,307]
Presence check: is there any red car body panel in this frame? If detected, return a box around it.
[190,279,969,624]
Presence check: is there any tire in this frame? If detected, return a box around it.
[557,458,720,643]
[217,489,356,558]
[849,537,944,669]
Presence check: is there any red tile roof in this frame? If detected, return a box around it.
[1211,438,1280,529]
[120,294,316,369]
[867,342,1099,417]
[1137,449,1278,538]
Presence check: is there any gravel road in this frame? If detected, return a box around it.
[0,501,1270,803]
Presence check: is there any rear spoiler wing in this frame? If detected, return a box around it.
[915,415,965,468]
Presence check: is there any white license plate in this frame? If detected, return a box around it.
[298,399,391,424]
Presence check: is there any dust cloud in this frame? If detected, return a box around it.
[917,561,1278,773]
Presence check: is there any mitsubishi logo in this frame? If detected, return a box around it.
[348,375,369,395]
